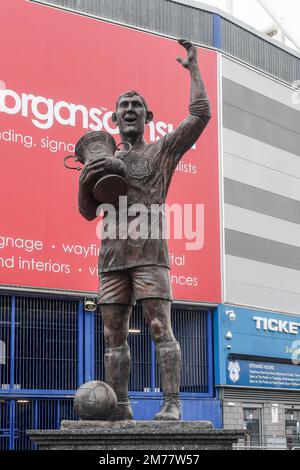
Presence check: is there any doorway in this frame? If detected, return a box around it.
[243,407,262,447]
[285,409,300,450]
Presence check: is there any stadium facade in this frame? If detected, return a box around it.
[0,0,300,450]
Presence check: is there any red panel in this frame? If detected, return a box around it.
[0,0,221,302]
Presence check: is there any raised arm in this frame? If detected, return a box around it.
[176,39,209,106]
[162,40,211,159]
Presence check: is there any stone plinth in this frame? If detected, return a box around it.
[28,421,245,450]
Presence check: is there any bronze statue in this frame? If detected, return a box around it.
[78,39,211,421]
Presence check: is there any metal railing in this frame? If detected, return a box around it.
[235,434,300,451]
[1,296,78,391]
[94,305,213,394]
[0,398,76,451]
[0,293,215,449]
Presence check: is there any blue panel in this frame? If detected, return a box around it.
[213,14,222,49]
[0,296,11,390]
[10,297,15,389]
[0,399,10,451]
[226,359,300,390]
[9,400,15,450]
[213,307,222,385]
[214,304,300,389]
[207,312,214,396]
[131,397,161,421]
[77,302,84,386]
[150,340,155,391]
[84,310,95,382]
[131,397,222,428]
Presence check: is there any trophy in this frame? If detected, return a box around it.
[64,131,130,204]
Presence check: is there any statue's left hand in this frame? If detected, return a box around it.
[176,39,198,69]
[79,156,112,190]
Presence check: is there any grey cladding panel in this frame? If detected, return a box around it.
[223,103,300,157]
[224,178,300,226]
[225,229,300,271]
[32,0,214,45]
[31,1,300,84]
[223,79,300,135]
[223,79,300,156]
[222,18,300,84]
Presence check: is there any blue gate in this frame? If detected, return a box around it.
[0,399,10,450]
[0,294,220,449]
[94,305,213,395]
[0,398,75,450]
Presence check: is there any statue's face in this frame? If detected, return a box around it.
[115,95,147,138]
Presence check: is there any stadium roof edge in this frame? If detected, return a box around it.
[169,0,300,58]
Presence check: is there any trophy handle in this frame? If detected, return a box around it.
[116,141,132,158]
[64,155,82,171]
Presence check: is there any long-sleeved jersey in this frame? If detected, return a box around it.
[98,98,211,273]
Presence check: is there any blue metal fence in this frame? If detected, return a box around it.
[1,295,214,396]
[94,305,153,392]
[14,297,78,391]
[0,398,10,450]
[0,294,216,449]
[0,296,11,390]
[0,398,75,450]
[95,305,213,395]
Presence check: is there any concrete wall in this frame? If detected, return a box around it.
[223,401,287,449]
[224,402,286,435]
[222,56,300,315]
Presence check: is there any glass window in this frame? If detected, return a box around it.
[243,408,262,447]
[285,410,300,450]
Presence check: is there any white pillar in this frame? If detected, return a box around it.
[0,340,6,365]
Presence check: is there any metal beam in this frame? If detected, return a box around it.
[258,0,300,51]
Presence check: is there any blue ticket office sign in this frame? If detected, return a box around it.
[214,305,300,390]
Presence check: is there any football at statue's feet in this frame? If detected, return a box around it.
[73,381,117,421]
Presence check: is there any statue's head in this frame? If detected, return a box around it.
[112,91,153,139]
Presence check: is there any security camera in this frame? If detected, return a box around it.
[226,310,236,322]
[84,298,97,312]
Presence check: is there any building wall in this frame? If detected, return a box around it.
[222,56,300,314]
[223,402,286,436]
[30,0,215,46]
[214,304,300,446]
[31,0,300,84]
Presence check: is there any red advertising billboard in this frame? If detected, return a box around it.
[0,0,221,303]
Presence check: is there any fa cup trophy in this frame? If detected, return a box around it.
[64,131,130,204]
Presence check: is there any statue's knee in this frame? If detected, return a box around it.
[150,319,166,342]
[104,327,128,349]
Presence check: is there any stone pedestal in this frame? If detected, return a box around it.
[28,421,244,450]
